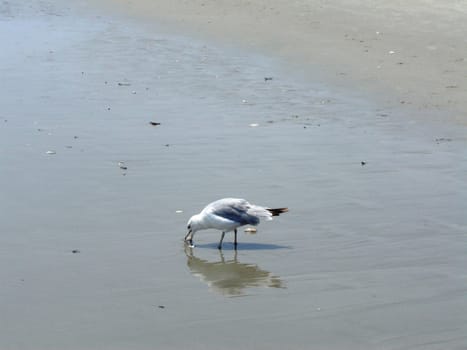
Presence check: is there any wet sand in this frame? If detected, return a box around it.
[1,0,467,349]
[96,0,467,125]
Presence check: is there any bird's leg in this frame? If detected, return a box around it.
[234,229,238,249]
[218,231,226,250]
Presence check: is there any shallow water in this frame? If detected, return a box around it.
[1,1,467,349]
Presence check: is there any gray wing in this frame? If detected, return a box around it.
[206,198,260,226]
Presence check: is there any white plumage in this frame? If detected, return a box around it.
[184,198,288,249]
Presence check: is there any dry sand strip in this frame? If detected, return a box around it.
[92,0,467,126]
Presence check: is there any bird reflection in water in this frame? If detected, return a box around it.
[185,246,285,296]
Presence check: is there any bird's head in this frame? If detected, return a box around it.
[186,214,202,235]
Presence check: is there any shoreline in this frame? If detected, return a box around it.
[2,1,467,349]
[90,0,467,127]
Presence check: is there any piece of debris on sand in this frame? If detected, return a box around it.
[244,227,257,234]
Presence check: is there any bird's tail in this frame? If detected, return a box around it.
[267,208,289,216]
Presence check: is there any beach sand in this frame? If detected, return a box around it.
[1,0,467,349]
[97,0,467,125]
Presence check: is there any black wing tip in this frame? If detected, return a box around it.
[267,207,289,216]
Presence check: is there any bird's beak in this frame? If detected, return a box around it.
[185,230,195,248]
[184,230,192,242]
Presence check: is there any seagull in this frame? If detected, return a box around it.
[184,198,288,250]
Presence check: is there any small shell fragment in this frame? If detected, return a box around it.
[244,227,257,234]
[46,150,56,155]
[117,161,127,170]
[249,123,259,127]
[175,210,183,214]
